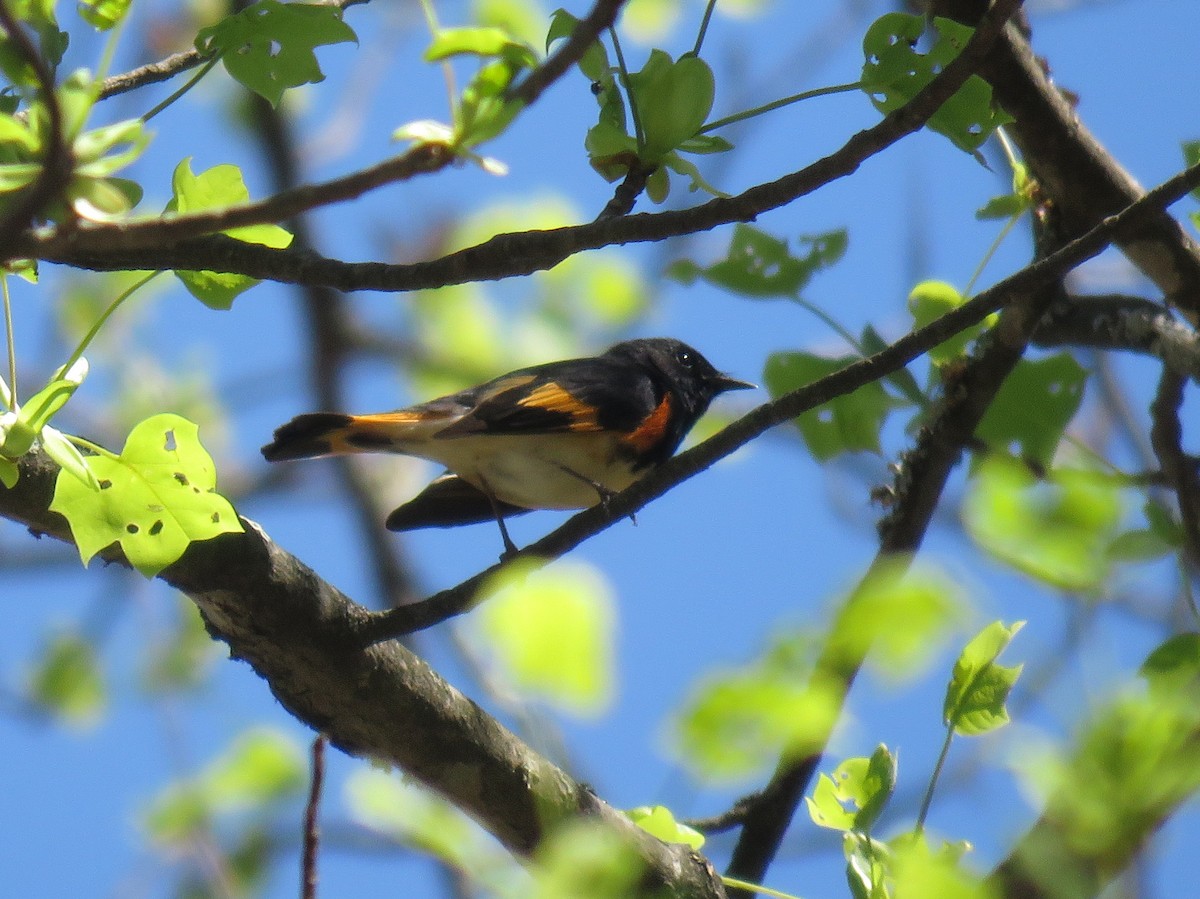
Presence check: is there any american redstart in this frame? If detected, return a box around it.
[261,337,754,556]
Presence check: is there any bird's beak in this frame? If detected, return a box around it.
[712,373,757,393]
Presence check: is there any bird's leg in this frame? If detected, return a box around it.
[477,475,520,560]
[554,464,636,526]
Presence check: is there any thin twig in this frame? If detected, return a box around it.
[301,735,327,899]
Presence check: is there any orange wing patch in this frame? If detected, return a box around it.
[516,382,602,430]
[620,394,672,454]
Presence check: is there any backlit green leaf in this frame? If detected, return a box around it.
[50,413,243,577]
[627,50,714,160]
[964,457,1121,591]
[806,745,897,833]
[943,620,1024,735]
[77,0,133,31]
[626,805,706,849]
[475,559,615,715]
[166,158,293,308]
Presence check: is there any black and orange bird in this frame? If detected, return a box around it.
[261,337,754,556]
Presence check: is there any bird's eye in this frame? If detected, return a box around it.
[675,348,694,367]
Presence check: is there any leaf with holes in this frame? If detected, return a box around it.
[195,0,357,107]
[860,13,1012,153]
[50,414,242,578]
[975,353,1087,467]
[764,351,897,460]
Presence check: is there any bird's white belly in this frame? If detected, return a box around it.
[422,432,641,510]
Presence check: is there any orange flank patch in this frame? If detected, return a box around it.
[621,394,672,454]
[517,382,601,430]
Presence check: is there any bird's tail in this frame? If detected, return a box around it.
[261,413,355,461]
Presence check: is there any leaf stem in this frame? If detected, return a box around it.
[700,81,862,134]
[691,0,718,56]
[419,0,459,125]
[2,275,15,407]
[62,270,163,376]
[720,875,804,899]
[963,209,1020,298]
[141,58,220,123]
[608,26,644,150]
[915,724,955,832]
[65,432,120,460]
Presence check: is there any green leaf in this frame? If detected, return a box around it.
[166,158,293,308]
[831,558,964,681]
[77,0,133,31]
[547,8,610,82]
[28,631,105,726]
[0,357,88,458]
[764,351,895,460]
[627,50,715,160]
[908,280,991,364]
[806,745,898,833]
[626,806,706,849]
[144,729,303,845]
[1139,633,1200,699]
[50,413,243,577]
[456,58,528,148]
[533,819,645,899]
[975,192,1026,221]
[964,458,1122,591]
[142,595,220,692]
[204,729,305,807]
[667,224,846,298]
[674,631,842,779]
[661,150,727,199]
[943,620,1024,735]
[1184,140,1200,200]
[0,1,66,86]
[975,354,1087,467]
[346,769,485,869]
[195,0,357,106]
[0,456,17,487]
[475,559,615,715]
[41,425,100,489]
[845,835,891,899]
[891,833,993,899]
[860,13,1012,153]
[426,26,537,66]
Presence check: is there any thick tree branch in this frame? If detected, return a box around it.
[1033,294,1200,380]
[0,451,724,899]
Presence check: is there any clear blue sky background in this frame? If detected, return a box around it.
[3,0,1199,896]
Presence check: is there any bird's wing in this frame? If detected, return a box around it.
[384,473,531,531]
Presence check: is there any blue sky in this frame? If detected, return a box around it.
[3,0,1200,896]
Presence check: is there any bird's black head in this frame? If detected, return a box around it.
[605,337,755,419]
